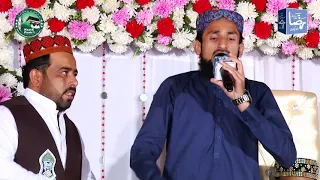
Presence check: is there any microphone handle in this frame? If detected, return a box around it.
[220,68,234,92]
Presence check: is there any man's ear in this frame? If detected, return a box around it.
[193,40,202,55]
[238,43,244,58]
[29,69,43,88]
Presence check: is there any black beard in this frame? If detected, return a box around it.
[199,57,214,79]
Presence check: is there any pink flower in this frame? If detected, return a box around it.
[0,86,12,102]
[308,15,319,30]
[217,0,235,11]
[8,7,24,26]
[171,0,189,8]
[303,0,314,2]
[122,0,133,3]
[157,35,171,46]
[68,21,93,40]
[136,9,153,26]
[266,0,288,16]
[281,41,298,55]
[243,19,255,37]
[153,0,173,18]
[112,8,130,26]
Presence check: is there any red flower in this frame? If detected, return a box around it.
[126,20,144,38]
[305,31,320,48]
[26,0,46,8]
[136,0,150,6]
[48,18,65,33]
[252,0,267,12]
[254,21,272,39]
[0,0,12,12]
[157,18,175,36]
[76,0,94,10]
[193,0,212,14]
[288,2,299,8]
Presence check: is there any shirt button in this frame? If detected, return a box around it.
[216,136,221,139]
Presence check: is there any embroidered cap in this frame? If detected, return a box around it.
[196,9,244,35]
[23,35,73,63]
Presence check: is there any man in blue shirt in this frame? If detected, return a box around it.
[130,9,296,180]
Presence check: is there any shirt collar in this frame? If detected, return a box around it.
[24,88,59,115]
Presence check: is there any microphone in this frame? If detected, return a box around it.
[212,53,236,92]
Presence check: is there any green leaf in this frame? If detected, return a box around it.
[133,47,140,59]
[184,16,191,25]
[138,35,145,43]
[120,1,124,8]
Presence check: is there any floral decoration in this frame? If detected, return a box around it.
[1,0,320,100]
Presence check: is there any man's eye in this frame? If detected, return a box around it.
[61,71,67,75]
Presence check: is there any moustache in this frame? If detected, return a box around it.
[63,87,76,94]
[213,50,230,57]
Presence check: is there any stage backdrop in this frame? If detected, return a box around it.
[53,46,319,180]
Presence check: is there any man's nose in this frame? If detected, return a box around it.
[217,37,228,50]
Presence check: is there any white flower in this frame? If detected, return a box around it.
[243,34,257,52]
[286,0,297,3]
[314,49,320,56]
[155,43,172,53]
[0,14,12,34]
[77,41,99,53]
[146,22,157,33]
[125,2,140,18]
[256,39,265,47]
[172,8,185,29]
[82,6,100,24]
[15,82,25,96]
[57,27,71,40]
[297,47,314,60]
[15,68,22,77]
[111,27,133,45]
[172,29,196,49]
[209,0,217,6]
[273,23,278,32]
[11,0,27,7]
[236,2,258,21]
[87,30,106,46]
[308,0,320,20]
[0,47,14,69]
[259,44,279,56]
[0,73,18,88]
[102,0,120,14]
[0,35,9,48]
[13,33,25,42]
[108,43,128,54]
[38,22,52,37]
[99,15,117,34]
[135,33,154,52]
[53,2,76,22]
[40,7,54,21]
[266,38,282,48]
[186,9,198,28]
[261,13,278,24]
[58,0,76,7]
[274,31,292,42]
[293,33,307,38]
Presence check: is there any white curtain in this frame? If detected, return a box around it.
[13,44,320,179]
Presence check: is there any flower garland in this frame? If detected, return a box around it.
[0,0,320,57]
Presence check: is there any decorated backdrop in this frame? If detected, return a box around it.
[1,0,320,99]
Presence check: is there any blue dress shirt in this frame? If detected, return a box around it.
[130,71,296,180]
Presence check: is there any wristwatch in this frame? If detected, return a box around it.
[232,90,252,105]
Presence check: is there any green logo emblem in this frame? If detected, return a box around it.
[39,149,56,179]
[14,8,44,38]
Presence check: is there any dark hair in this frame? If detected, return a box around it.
[196,31,244,44]
[22,55,51,88]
